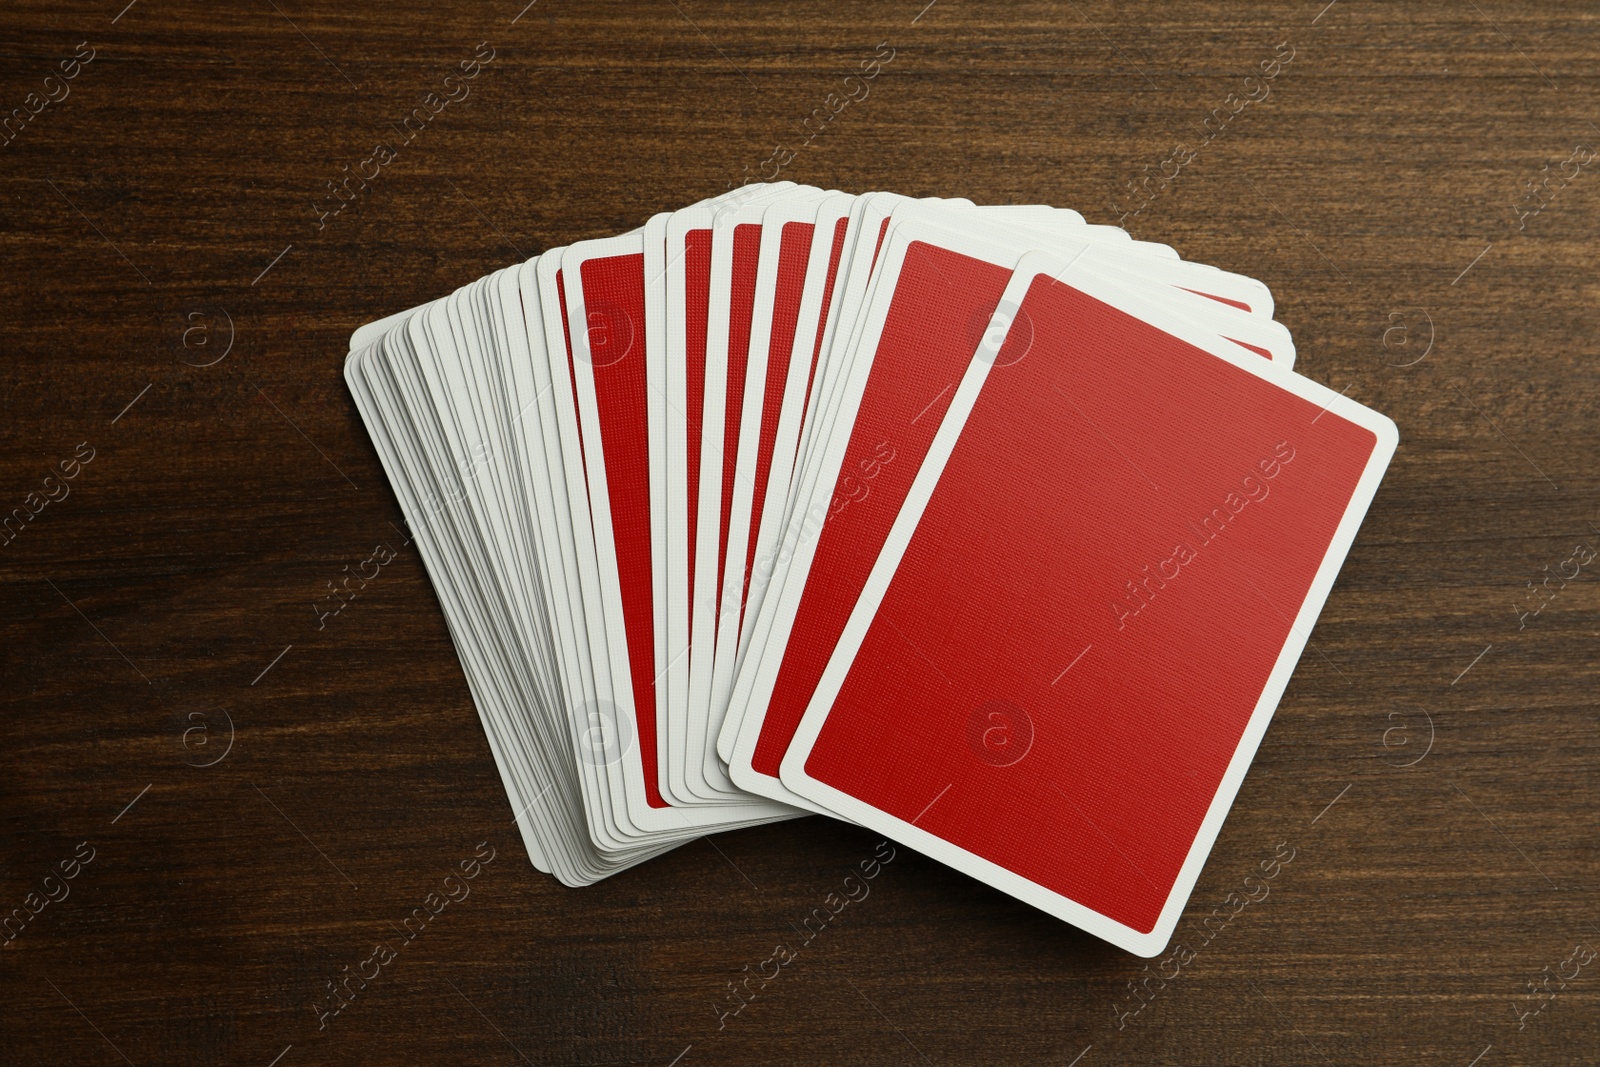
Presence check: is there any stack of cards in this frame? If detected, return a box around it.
[345,183,1396,955]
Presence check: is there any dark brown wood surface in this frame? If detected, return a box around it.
[3,1,1598,1063]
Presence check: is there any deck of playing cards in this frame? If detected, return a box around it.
[345,183,1396,955]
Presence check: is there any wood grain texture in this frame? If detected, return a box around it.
[2,1,1598,1064]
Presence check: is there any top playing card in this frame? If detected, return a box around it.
[780,236,1396,955]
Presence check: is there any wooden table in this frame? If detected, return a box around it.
[2,1,1597,1063]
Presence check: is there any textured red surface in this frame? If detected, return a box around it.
[804,269,1377,931]
[738,221,815,630]
[684,229,712,627]
[794,217,851,442]
[576,252,666,808]
[714,224,764,615]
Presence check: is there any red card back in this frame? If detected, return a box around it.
[751,244,1012,776]
[738,220,815,629]
[802,266,1379,931]
[682,230,715,628]
[716,224,763,612]
[576,253,667,808]
[795,217,851,438]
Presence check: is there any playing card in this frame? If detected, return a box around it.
[659,185,799,805]
[778,235,1396,954]
[557,233,797,832]
[685,186,831,801]
[708,192,855,769]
